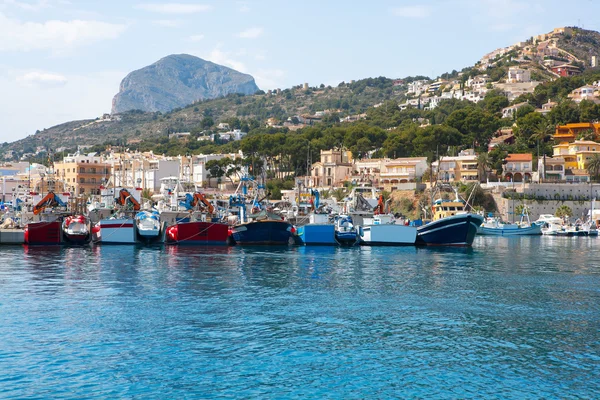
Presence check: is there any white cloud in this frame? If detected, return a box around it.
[253,68,285,90]
[0,68,124,141]
[188,34,205,42]
[17,71,68,87]
[135,3,212,14]
[206,47,247,73]
[152,19,183,27]
[237,27,263,39]
[0,12,127,53]
[392,5,430,18]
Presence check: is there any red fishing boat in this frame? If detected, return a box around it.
[24,192,67,245]
[165,193,230,245]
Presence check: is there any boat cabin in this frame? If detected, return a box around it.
[432,199,466,221]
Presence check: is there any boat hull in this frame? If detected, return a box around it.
[478,224,542,236]
[416,214,484,247]
[296,224,336,245]
[232,220,293,245]
[62,216,91,244]
[334,230,358,246]
[359,224,417,246]
[165,221,229,245]
[24,221,62,245]
[94,219,136,244]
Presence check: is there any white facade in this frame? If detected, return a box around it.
[507,67,531,83]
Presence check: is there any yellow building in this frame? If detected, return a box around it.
[553,140,600,169]
[54,153,110,196]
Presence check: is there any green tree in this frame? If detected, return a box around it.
[555,205,573,219]
[477,152,493,182]
[586,154,600,182]
[548,100,580,125]
[206,159,224,187]
[331,188,346,202]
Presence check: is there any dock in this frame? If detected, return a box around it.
[0,229,25,244]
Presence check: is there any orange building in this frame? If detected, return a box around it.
[553,122,600,143]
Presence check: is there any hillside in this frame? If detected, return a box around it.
[5,27,600,161]
[111,54,260,113]
[4,77,405,154]
[556,27,600,66]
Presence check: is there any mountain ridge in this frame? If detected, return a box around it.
[111,54,260,114]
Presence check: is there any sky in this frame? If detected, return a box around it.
[0,0,599,143]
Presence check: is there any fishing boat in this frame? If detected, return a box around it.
[164,192,229,245]
[477,207,542,236]
[231,209,293,245]
[296,213,336,245]
[358,214,417,246]
[62,214,91,244]
[416,187,484,247]
[24,192,67,245]
[93,188,140,244]
[334,215,359,246]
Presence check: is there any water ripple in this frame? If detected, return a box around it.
[0,238,599,398]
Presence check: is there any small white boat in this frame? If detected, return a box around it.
[542,222,565,236]
[359,215,417,246]
[135,210,161,238]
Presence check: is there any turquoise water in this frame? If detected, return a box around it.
[1,237,599,399]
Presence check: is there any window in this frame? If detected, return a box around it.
[80,168,85,173]
[80,178,84,183]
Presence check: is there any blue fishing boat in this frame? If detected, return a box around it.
[296,213,336,245]
[334,215,359,246]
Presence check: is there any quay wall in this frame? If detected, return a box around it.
[495,197,592,221]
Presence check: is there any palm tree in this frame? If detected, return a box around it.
[331,188,346,202]
[555,205,573,219]
[477,152,492,182]
[530,120,554,182]
[586,154,600,182]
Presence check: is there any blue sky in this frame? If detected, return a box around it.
[0,0,599,143]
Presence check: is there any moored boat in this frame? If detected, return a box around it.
[296,213,336,245]
[135,210,162,240]
[24,191,68,245]
[24,220,62,245]
[358,215,417,246]
[231,210,293,245]
[62,215,91,244]
[93,188,140,244]
[477,207,542,236]
[334,215,358,246]
[165,219,230,245]
[416,193,484,247]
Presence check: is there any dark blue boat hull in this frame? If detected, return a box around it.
[416,214,484,247]
[232,220,293,245]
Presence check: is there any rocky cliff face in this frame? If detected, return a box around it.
[111,54,260,113]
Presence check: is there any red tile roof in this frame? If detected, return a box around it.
[506,153,532,162]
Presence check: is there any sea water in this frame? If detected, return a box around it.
[1,236,599,399]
